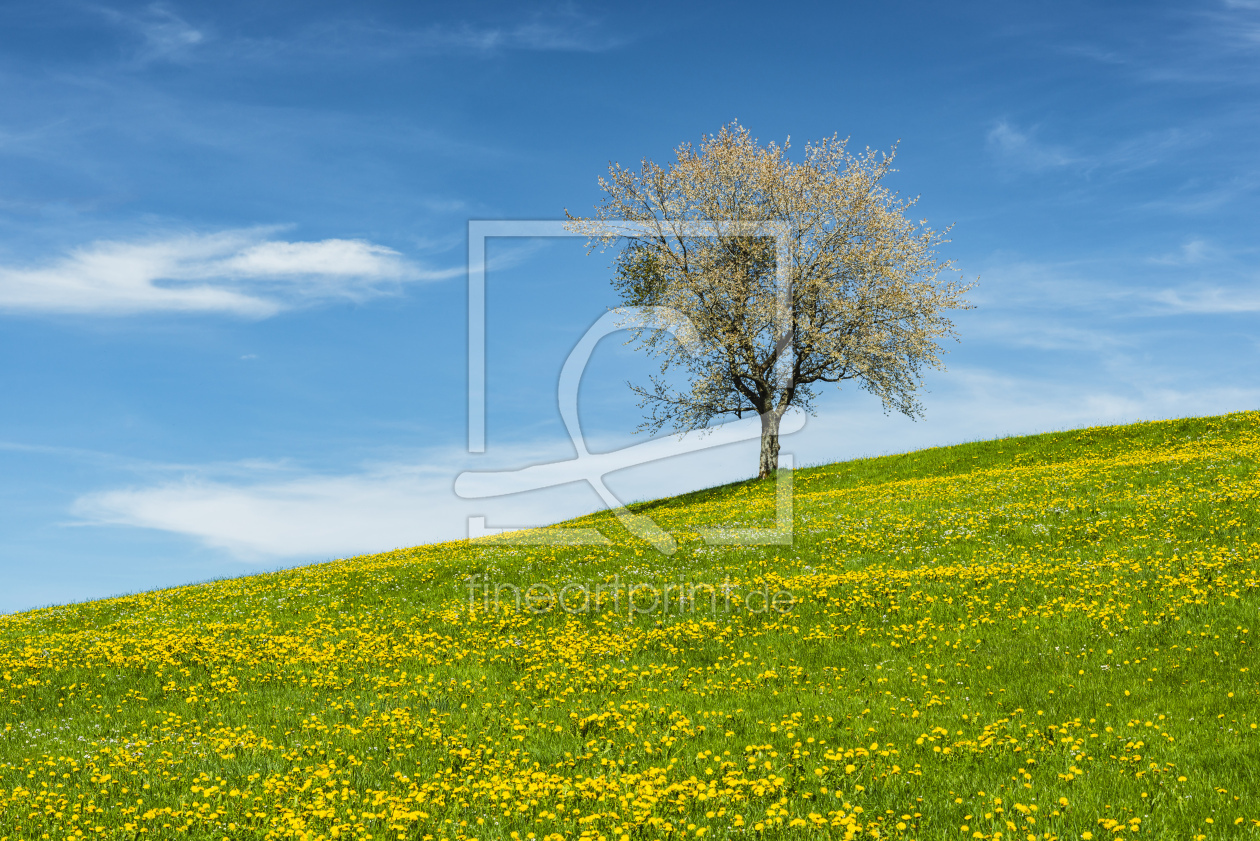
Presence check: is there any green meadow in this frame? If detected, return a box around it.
[1,411,1257,841]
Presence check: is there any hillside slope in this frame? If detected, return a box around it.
[2,412,1259,840]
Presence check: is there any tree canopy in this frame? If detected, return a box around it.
[570,123,971,479]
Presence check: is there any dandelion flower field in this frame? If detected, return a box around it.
[2,412,1259,840]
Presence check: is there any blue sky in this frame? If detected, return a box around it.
[2,0,1258,613]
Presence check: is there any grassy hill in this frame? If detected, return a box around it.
[2,411,1259,841]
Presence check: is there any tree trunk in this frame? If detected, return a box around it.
[757,409,784,480]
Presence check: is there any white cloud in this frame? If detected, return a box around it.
[1148,238,1217,266]
[966,257,1131,313]
[70,375,1260,560]
[972,252,1260,312]
[986,121,1079,171]
[1140,174,1260,214]
[383,8,624,55]
[76,464,470,558]
[96,3,207,65]
[985,121,1194,179]
[0,228,451,316]
[251,9,623,63]
[1216,1,1260,48]
[411,18,618,53]
[214,239,419,282]
[135,5,204,60]
[72,433,762,559]
[795,371,1260,463]
[1149,285,1260,313]
[966,318,1134,352]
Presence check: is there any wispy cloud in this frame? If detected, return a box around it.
[75,462,471,558]
[986,120,1080,171]
[974,252,1260,321]
[986,120,1194,177]
[70,374,1260,559]
[1063,1,1260,84]
[1148,285,1260,314]
[406,13,621,54]
[97,3,207,65]
[967,257,1129,312]
[71,432,763,558]
[1147,238,1219,266]
[92,5,621,71]
[966,318,1136,353]
[236,8,623,64]
[0,228,455,317]
[1208,0,1260,51]
[1139,172,1260,214]
[1105,128,1200,174]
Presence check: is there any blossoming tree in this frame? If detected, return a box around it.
[571,123,971,479]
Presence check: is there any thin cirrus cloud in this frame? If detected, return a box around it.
[93,3,207,65]
[412,17,622,53]
[987,119,1195,179]
[0,229,456,317]
[1149,286,1260,314]
[986,120,1080,171]
[339,7,623,56]
[1147,238,1217,266]
[131,6,204,62]
[1063,3,1260,84]
[88,6,621,74]
[219,9,623,65]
